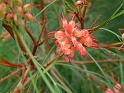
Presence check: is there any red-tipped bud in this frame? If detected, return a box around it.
[23,3,32,13]
[25,12,34,21]
[17,6,23,16]
[6,12,14,20]
[75,0,84,6]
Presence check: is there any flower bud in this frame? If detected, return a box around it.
[25,12,34,21]
[75,0,83,6]
[6,12,14,20]
[17,6,23,16]
[23,3,32,13]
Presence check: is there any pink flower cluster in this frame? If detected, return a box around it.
[104,83,122,93]
[97,74,123,93]
[54,16,97,61]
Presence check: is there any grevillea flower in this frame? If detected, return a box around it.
[97,73,123,93]
[54,15,97,61]
[104,83,122,93]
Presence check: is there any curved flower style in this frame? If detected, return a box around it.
[104,83,122,93]
[97,73,123,93]
[54,16,97,61]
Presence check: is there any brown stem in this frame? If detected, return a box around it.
[24,73,37,87]
[44,54,61,68]
[32,18,46,55]
[25,27,35,45]
[16,33,29,57]
[44,27,50,53]
[75,12,84,29]
[0,69,20,83]
[82,0,89,18]
[57,59,124,65]
[2,23,14,39]
[21,69,29,84]
[0,59,24,68]
[13,69,29,93]
[3,23,29,57]
[75,0,89,29]
[25,19,46,70]
[50,69,67,87]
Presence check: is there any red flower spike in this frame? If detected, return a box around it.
[97,73,123,93]
[54,15,97,61]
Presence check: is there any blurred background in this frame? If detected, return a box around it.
[0,0,124,93]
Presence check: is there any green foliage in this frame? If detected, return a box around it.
[0,0,124,93]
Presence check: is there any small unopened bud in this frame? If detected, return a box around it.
[23,3,32,13]
[0,3,7,20]
[75,0,83,6]
[17,6,23,16]
[25,12,34,21]
[6,12,14,20]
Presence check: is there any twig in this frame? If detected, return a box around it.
[3,23,29,57]
[27,18,46,69]
[16,33,30,57]
[32,18,46,55]
[50,69,67,87]
[82,0,89,19]
[25,27,35,44]
[44,26,50,53]
[44,54,61,68]
[21,69,29,84]
[75,0,89,29]
[23,73,37,87]
[13,69,29,93]
[57,59,124,65]
[0,59,24,68]
[2,23,14,39]
[75,12,84,29]
[0,69,20,83]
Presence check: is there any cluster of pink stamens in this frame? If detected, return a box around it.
[104,83,122,93]
[54,16,97,61]
[97,73,123,93]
